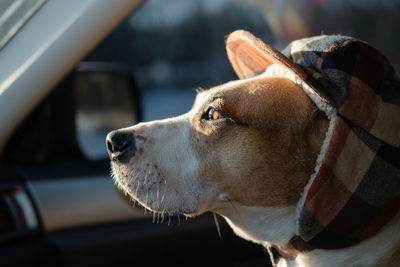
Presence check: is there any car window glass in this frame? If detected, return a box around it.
[74,69,140,160]
[86,0,273,123]
[76,0,271,160]
[4,0,398,169]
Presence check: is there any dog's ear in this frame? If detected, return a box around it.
[305,110,329,156]
[226,30,306,79]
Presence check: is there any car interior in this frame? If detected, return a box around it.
[0,0,398,266]
[0,0,271,266]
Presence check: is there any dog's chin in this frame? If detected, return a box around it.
[111,162,207,217]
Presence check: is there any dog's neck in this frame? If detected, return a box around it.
[218,205,400,267]
[219,205,297,248]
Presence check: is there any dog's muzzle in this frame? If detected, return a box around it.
[106,130,136,163]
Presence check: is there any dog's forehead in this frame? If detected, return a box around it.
[193,77,263,110]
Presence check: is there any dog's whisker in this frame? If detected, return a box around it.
[135,180,140,195]
[143,169,150,184]
[213,212,222,238]
[156,183,160,207]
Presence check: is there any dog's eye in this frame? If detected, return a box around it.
[207,108,221,121]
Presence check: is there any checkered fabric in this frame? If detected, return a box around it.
[226,30,400,250]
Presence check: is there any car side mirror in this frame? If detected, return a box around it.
[1,62,141,164]
[73,62,141,160]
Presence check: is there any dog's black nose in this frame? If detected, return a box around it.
[106,130,136,163]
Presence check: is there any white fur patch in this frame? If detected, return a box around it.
[111,111,207,215]
[220,205,297,247]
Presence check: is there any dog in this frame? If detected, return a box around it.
[106,30,400,266]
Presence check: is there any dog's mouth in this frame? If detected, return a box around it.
[111,161,167,212]
[110,160,203,216]
[106,114,212,218]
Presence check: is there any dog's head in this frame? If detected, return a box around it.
[106,74,328,217]
[107,30,400,252]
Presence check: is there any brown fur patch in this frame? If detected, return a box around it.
[190,77,328,208]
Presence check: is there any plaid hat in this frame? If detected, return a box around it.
[226,30,400,250]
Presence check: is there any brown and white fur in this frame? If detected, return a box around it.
[107,67,400,267]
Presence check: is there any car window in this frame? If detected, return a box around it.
[74,63,141,160]
[78,0,272,160]
[0,0,47,50]
[0,0,270,167]
[3,0,399,169]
